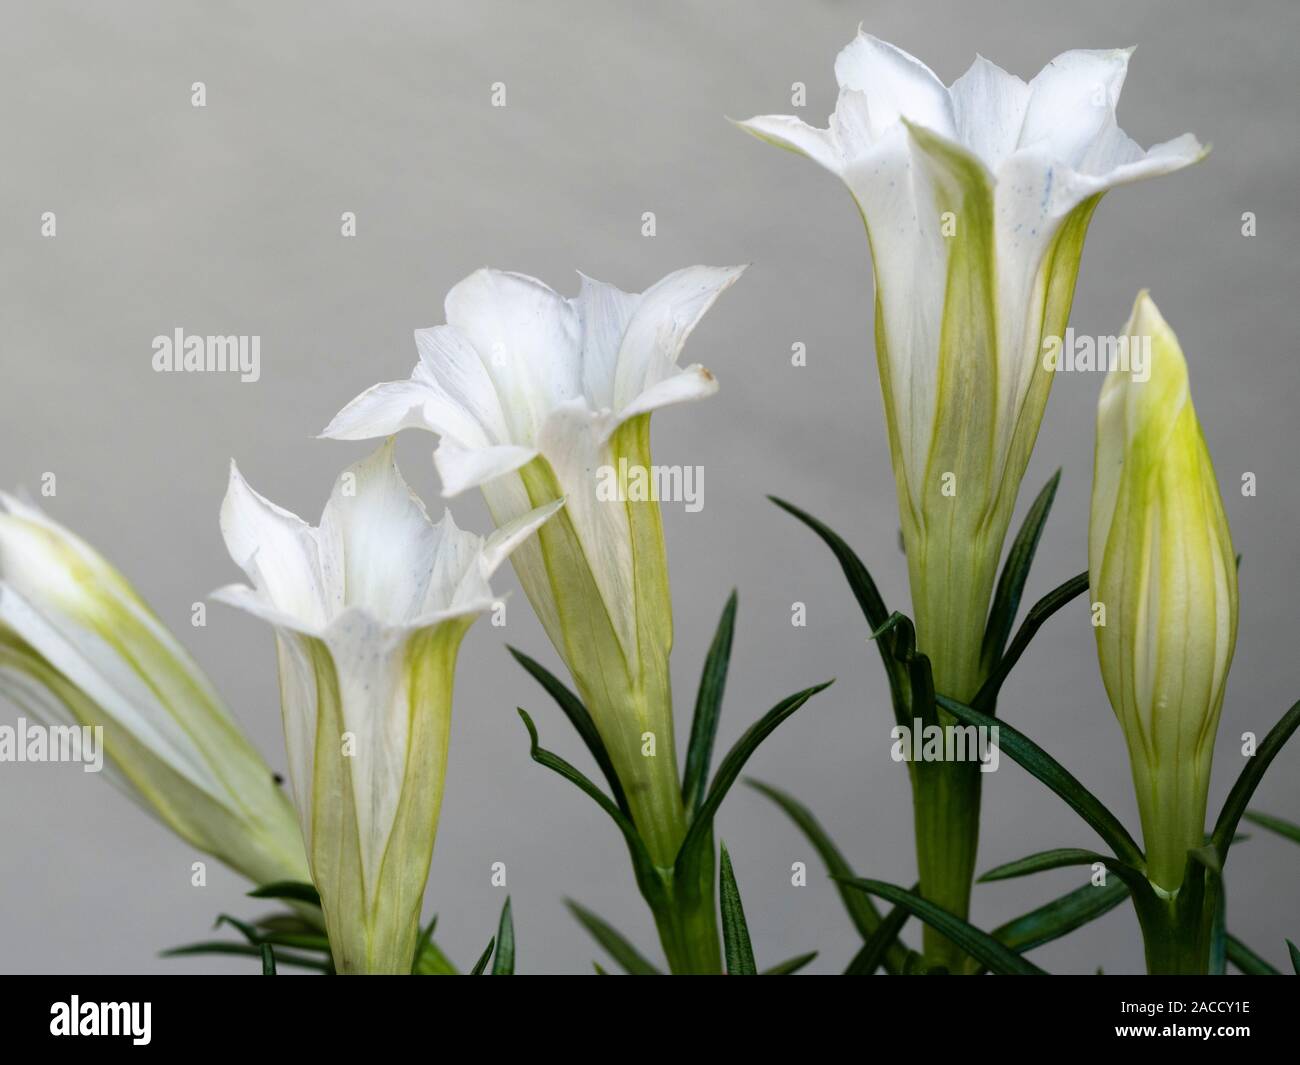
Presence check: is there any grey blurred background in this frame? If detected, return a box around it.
[1,0,1296,975]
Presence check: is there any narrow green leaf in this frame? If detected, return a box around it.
[260,943,276,975]
[1244,809,1300,845]
[980,470,1060,675]
[492,897,515,975]
[254,914,323,935]
[160,941,330,972]
[215,912,330,953]
[1212,699,1300,862]
[1289,940,1300,975]
[470,937,496,975]
[937,695,1145,866]
[410,914,438,974]
[565,901,661,975]
[412,938,458,976]
[593,962,609,975]
[845,890,913,975]
[1224,934,1280,975]
[247,880,321,906]
[768,496,890,631]
[762,951,818,975]
[979,848,1147,894]
[719,843,757,975]
[677,681,833,871]
[1209,874,1227,976]
[516,708,660,898]
[746,779,890,956]
[214,913,264,945]
[872,612,936,728]
[682,591,738,817]
[972,571,1089,713]
[992,879,1129,956]
[508,646,630,817]
[840,878,1046,975]
[770,495,913,718]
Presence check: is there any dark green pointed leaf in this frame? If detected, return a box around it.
[1209,874,1227,976]
[412,938,457,975]
[768,496,890,631]
[215,912,330,953]
[516,708,660,899]
[247,880,321,906]
[509,646,629,817]
[840,878,1045,975]
[492,897,515,975]
[1289,940,1300,975]
[682,591,738,817]
[845,889,913,975]
[993,879,1129,956]
[937,695,1144,866]
[872,612,936,728]
[1244,809,1300,845]
[214,913,263,945]
[746,779,890,957]
[470,937,495,975]
[979,848,1148,895]
[254,914,323,935]
[980,470,1060,675]
[1224,934,1280,975]
[260,943,276,975]
[719,843,756,975]
[1212,699,1300,863]
[762,951,817,975]
[565,901,661,975]
[677,681,833,872]
[972,572,1089,713]
[767,496,916,730]
[160,941,330,972]
[410,914,439,974]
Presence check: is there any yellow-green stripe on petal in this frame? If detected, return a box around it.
[1089,293,1237,893]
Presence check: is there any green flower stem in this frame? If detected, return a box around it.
[646,857,723,975]
[590,688,687,870]
[1135,887,1215,975]
[912,748,982,972]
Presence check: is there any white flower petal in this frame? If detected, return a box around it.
[0,582,223,798]
[433,439,537,498]
[1019,48,1133,166]
[610,264,745,413]
[480,496,565,579]
[219,462,329,629]
[444,269,582,441]
[317,440,439,624]
[833,31,956,141]
[614,364,719,428]
[319,379,443,442]
[949,55,1031,168]
[732,114,843,173]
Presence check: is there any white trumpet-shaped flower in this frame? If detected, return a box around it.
[322,265,744,865]
[1090,293,1237,894]
[739,31,1206,700]
[214,440,559,973]
[0,494,308,889]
